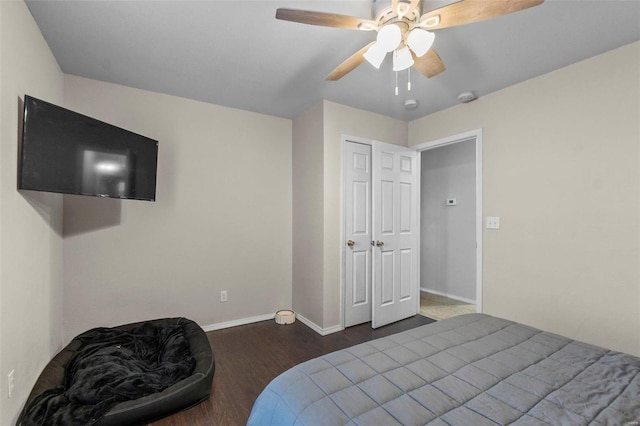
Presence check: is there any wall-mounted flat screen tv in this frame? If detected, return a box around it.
[19,95,158,201]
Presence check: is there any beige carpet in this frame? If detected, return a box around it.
[420,291,476,320]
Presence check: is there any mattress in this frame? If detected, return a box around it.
[248,314,640,425]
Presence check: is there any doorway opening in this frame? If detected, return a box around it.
[413,129,483,321]
[419,292,476,320]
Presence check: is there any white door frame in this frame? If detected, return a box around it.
[412,129,483,312]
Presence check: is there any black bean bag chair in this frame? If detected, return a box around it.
[18,317,214,426]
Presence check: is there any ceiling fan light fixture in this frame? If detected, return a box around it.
[407,28,435,57]
[393,46,414,71]
[363,42,387,69]
[377,24,402,52]
[277,0,545,81]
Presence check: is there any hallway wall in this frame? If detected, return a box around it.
[420,140,476,302]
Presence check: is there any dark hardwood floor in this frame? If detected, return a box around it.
[148,315,435,426]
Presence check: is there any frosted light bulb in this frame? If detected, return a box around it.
[377,24,402,52]
[407,28,435,57]
[363,43,387,69]
[393,46,414,72]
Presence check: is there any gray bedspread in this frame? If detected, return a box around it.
[248,314,640,425]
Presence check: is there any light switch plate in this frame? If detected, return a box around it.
[486,216,500,229]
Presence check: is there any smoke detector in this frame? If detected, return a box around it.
[404,99,418,110]
[457,91,477,103]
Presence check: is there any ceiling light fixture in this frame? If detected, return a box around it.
[407,29,435,57]
[376,24,402,52]
[363,21,435,75]
[393,46,414,71]
[363,43,387,69]
[277,0,545,82]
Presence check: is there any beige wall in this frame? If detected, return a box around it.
[292,101,324,326]
[409,41,640,356]
[63,75,292,341]
[0,1,65,424]
[291,101,407,330]
[321,101,407,329]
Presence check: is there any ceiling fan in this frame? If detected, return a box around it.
[276,0,544,81]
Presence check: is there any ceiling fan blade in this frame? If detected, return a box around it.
[395,0,420,18]
[326,42,376,81]
[418,0,543,30]
[412,49,445,78]
[407,0,421,16]
[276,9,377,31]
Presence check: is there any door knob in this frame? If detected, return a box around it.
[376,240,384,247]
[347,240,355,248]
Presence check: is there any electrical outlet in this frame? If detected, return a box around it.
[220,290,228,303]
[486,216,500,229]
[8,369,14,398]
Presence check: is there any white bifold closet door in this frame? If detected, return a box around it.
[345,140,418,329]
[344,142,373,328]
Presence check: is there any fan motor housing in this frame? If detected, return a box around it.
[372,0,422,23]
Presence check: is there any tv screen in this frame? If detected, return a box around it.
[19,95,158,201]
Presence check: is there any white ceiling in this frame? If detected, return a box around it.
[25,0,640,121]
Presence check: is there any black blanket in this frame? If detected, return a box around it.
[19,322,195,426]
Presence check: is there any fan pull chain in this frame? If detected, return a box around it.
[395,71,399,96]
[408,68,412,91]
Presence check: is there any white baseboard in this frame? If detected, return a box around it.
[296,313,343,336]
[420,288,476,305]
[200,312,344,336]
[201,313,275,332]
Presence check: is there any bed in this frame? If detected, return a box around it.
[248,313,640,425]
